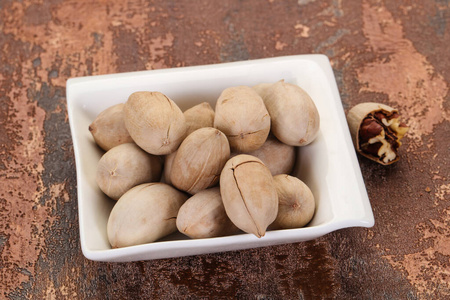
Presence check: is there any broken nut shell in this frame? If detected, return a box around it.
[347,102,409,165]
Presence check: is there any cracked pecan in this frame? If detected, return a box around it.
[347,102,409,165]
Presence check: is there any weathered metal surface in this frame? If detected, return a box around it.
[0,0,448,298]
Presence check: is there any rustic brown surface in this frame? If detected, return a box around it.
[0,0,449,298]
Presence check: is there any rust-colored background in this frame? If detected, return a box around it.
[1,0,449,299]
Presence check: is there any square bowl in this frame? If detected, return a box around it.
[67,54,374,262]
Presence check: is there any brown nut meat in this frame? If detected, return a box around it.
[347,102,409,165]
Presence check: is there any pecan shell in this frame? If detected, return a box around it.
[347,102,409,165]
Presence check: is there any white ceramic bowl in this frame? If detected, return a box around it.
[66,54,374,262]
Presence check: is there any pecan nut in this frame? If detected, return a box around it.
[347,102,409,165]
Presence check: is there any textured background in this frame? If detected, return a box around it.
[0,0,449,299]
